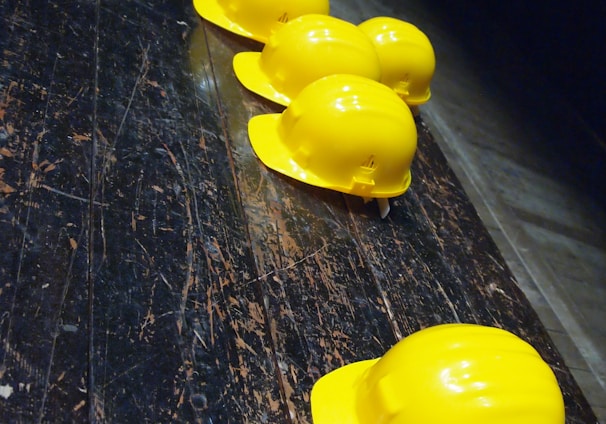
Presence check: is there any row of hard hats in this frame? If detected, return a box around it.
[194,1,435,106]
[232,14,435,107]
[194,0,435,217]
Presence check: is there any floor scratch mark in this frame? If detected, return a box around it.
[88,0,102,421]
[1,43,60,378]
[40,184,109,206]
[111,41,150,151]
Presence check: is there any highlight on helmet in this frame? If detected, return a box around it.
[358,16,436,105]
[193,0,330,44]
[247,74,417,199]
[233,14,382,106]
[311,323,565,424]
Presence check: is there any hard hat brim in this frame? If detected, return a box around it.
[193,0,265,43]
[404,89,432,106]
[310,358,379,424]
[248,113,326,188]
[233,52,292,107]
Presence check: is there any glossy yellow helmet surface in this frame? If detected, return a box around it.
[193,0,330,44]
[311,323,565,424]
[358,16,435,105]
[248,74,417,198]
[233,14,381,106]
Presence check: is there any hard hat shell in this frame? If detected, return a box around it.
[358,16,436,105]
[311,323,565,424]
[193,0,330,44]
[233,14,382,106]
[248,74,417,198]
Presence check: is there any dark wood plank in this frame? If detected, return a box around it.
[1,1,287,422]
[89,2,286,422]
[1,1,95,421]
[199,22,399,423]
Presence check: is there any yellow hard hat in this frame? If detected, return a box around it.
[311,323,565,424]
[192,0,330,44]
[358,17,436,105]
[248,74,417,198]
[233,14,382,106]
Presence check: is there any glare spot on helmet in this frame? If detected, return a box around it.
[334,98,347,112]
[375,31,397,44]
[308,28,333,44]
[472,381,488,391]
[475,395,493,408]
[288,158,307,181]
[440,367,465,393]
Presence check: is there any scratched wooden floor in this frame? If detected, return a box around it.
[0,1,599,423]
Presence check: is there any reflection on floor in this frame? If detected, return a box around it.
[334,1,606,421]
